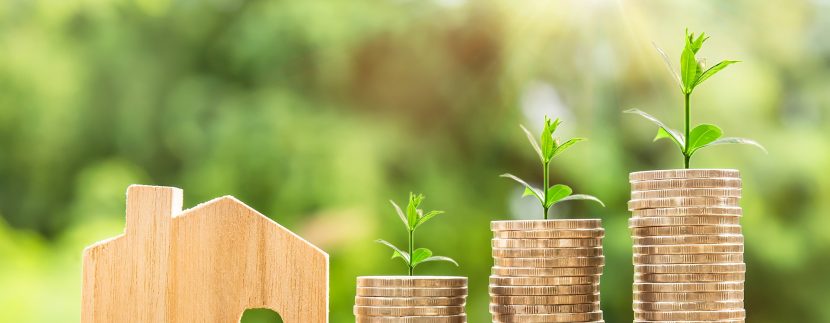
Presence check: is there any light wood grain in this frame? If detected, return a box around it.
[82,185,329,322]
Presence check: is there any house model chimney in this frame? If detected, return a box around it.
[125,185,183,238]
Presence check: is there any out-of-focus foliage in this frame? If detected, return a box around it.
[0,0,828,322]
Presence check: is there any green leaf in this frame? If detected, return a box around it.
[653,42,682,89]
[540,117,560,161]
[375,239,410,264]
[680,44,699,93]
[414,210,444,229]
[654,128,685,153]
[701,137,767,154]
[556,194,606,207]
[545,184,573,208]
[406,193,424,230]
[410,248,432,267]
[546,117,562,136]
[420,255,459,267]
[687,124,723,155]
[389,200,408,230]
[520,125,543,161]
[690,31,707,53]
[694,60,739,87]
[501,173,543,204]
[624,109,685,148]
[552,138,585,158]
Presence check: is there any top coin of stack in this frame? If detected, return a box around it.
[489,219,605,323]
[628,169,746,322]
[354,276,468,323]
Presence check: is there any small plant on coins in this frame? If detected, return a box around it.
[625,29,765,168]
[376,193,459,275]
[501,116,605,220]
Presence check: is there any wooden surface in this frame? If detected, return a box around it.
[82,185,329,322]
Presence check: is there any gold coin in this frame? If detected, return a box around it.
[634,291,744,302]
[635,263,746,274]
[492,266,604,277]
[492,311,603,322]
[629,169,740,181]
[631,225,742,236]
[491,219,602,231]
[494,256,605,268]
[635,272,745,283]
[631,188,742,199]
[633,244,743,255]
[489,303,599,314]
[633,321,741,323]
[633,300,743,311]
[492,238,602,248]
[634,253,743,264]
[355,315,466,323]
[628,197,740,210]
[493,229,604,239]
[357,276,468,288]
[631,206,742,217]
[631,178,741,191]
[632,234,743,245]
[354,305,466,316]
[489,284,599,296]
[355,296,467,307]
[493,247,602,258]
[629,216,741,227]
[633,282,744,292]
[490,294,600,305]
[357,287,468,297]
[634,309,745,321]
[489,275,600,286]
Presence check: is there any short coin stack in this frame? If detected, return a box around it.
[354,276,468,322]
[489,219,605,323]
[628,169,745,322]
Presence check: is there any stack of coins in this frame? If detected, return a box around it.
[354,276,468,322]
[489,219,605,323]
[629,169,745,322]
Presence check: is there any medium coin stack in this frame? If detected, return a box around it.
[489,219,605,323]
[629,169,746,322]
[354,276,468,322]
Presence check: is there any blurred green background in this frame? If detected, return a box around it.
[1,0,828,322]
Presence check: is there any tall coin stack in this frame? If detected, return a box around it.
[628,169,745,322]
[354,276,468,322]
[489,219,605,323]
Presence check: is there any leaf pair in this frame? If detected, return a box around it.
[624,109,766,159]
[375,240,459,268]
[522,116,584,164]
[502,174,605,209]
[390,193,444,231]
[659,29,739,94]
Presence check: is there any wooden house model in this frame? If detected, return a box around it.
[81,185,329,322]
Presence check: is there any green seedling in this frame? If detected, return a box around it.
[376,192,458,275]
[501,116,605,220]
[625,29,765,168]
